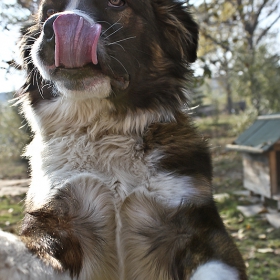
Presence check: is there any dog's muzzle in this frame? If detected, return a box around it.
[43,13,101,68]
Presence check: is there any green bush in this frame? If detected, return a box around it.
[0,102,30,178]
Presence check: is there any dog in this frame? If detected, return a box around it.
[0,0,247,279]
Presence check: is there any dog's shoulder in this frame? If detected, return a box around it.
[144,113,212,180]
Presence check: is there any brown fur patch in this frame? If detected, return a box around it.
[20,180,115,278]
[144,113,212,181]
[152,0,198,62]
[20,189,84,277]
[120,192,247,280]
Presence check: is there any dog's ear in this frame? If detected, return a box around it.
[153,0,199,63]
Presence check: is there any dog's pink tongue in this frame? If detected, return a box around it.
[53,13,101,68]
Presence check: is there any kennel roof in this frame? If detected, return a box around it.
[226,113,280,153]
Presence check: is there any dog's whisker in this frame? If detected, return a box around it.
[31,69,37,86]
[107,36,136,46]
[26,36,38,41]
[23,58,32,64]
[103,26,123,40]
[101,17,123,36]
[22,45,33,51]
[23,56,30,62]
[109,55,128,74]
[108,42,126,51]
[35,70,45,99]
[41,83,51,90]
[97,20,112,26]
[108,64,116,76]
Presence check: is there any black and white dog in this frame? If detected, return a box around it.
[0,0,247,279]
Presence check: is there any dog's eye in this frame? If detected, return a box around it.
[108,0,125,7]
[46,9,57,18]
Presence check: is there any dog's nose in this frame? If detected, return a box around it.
[43,15,59,40]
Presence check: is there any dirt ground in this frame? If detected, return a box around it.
[0,179,30,197]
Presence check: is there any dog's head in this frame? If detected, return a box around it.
[20,0,198,114]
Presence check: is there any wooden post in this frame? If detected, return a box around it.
[270,150,278,195]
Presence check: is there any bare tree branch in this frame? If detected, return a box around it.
[251,0,270,33]
[200,28,231,52]
[256,14,280,45]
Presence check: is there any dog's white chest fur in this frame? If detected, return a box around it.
[25,98,195,210]
[27,132,147,204]
[23,99,200,279]
[19,98,241,280]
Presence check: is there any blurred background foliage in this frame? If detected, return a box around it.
[0,100,30,179]
[191,0,280,116]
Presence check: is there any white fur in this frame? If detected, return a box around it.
[18,94,216,279]
[22,94,175,136]
[31,46,111,101]
[55,74,111,100]
[22,96,208,211]
[31,37,53,80]
[66,0,81,11]
[59,174,118,279]
[191,260,239,280]
[145,171,212,207]
[31,9,110,100]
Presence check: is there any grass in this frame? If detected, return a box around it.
[197,114,280,280]
[0,195,25,234]
[217,193,280,280]
[0,112,279,279]
[0,160,29,179]
[0,103,30,179]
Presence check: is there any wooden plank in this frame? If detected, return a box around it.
[272,194,280,210]
[243,153,271,197]
[270,151,278,195]
[277,151,280,191]
[226,144,264,153]
[258,115,280,120]
[274,143,280,151]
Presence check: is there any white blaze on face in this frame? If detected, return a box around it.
[66,0,81,10]
[31,0,112,100]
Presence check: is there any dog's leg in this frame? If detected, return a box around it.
[14,175,118,279]
[120,191,245,280]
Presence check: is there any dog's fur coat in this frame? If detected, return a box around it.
[0,0,247,279]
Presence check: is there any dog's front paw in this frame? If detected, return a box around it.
[0,230,70,280]
[190,260,239,280]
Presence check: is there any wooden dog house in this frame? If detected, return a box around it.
[227,114,280,208]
